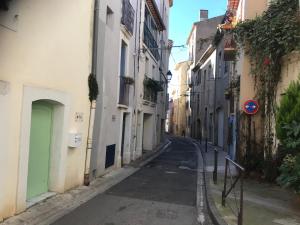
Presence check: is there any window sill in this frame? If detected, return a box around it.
[143,100,157,107]
[117,104,129,109]
[121,24,133,38]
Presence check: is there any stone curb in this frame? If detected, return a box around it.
[1,139,171,225]
[194,141,228,225]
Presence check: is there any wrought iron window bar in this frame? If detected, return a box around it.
[121,0,135,35]
[143,22,160,61]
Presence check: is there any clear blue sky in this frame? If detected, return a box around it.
[169,0,227,69]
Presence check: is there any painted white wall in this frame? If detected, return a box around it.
[91,0,138,177]
[135,0,171,152]
[92,0,123,177]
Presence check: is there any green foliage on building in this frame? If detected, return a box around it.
[276,78,300,193]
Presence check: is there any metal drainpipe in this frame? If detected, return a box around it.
[134,0,143,156]
[213,48,218,146]
[84,0,99,186]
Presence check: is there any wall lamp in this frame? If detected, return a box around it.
[167,70,173,82]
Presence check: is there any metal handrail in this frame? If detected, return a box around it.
[222,156,244,225]
[226,157,245,172]
[213,147,218,184]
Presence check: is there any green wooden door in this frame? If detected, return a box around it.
[27,101,53,200]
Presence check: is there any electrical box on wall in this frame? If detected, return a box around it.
[68,133,82,148]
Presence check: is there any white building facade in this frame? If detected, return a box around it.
[90,0,172,179]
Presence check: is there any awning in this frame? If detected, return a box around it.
[146,0,166,31]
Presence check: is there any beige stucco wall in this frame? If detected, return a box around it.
[237,1,299,158]
[272,51,300,148]
[0,0,93,220]
[236,0,270,158]
[237,0,268,110]
[277,51,300,100]
[170,61,189,136]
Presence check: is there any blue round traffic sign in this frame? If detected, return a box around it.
[243,100,259,115]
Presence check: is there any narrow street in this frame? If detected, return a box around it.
[1,0,299,224]
[52,138,199,225]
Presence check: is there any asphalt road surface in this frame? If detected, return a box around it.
[52,137,199,225]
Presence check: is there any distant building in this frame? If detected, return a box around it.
[186,12,223,142]
[169,61,190,136]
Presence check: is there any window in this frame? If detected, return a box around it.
[224,61,229,74]
[119,40,130,105]
[198,70,202,84]
[0,0,9,10]
[121,0,135,35]
[144,6,160,60]
[145,57,149,75]
[120,40,128,77]
[106,6,114,28]
[208,65,212,79]
[219,52,222,77]
[152,65,156,77]
[145,6,158,41]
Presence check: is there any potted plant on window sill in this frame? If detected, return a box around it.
[124,76,134,85]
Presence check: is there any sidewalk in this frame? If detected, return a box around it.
[1,140,171,225]
[203,143,300,225]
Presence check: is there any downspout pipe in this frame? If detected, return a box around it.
[213,46,218,146]
[134,0,142,158]
[84,0,99,186]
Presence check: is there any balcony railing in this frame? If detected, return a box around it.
[143,76,163,103]
[119,76,130,106]
[144,86,158,103]
[143,23,160,61]
[121,0,135,35]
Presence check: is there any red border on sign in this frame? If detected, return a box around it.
[243,100,259,115]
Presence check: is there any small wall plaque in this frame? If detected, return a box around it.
[75,112,84,122]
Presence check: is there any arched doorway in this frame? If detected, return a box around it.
[27,101,53,200]
[16,86,70,213]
